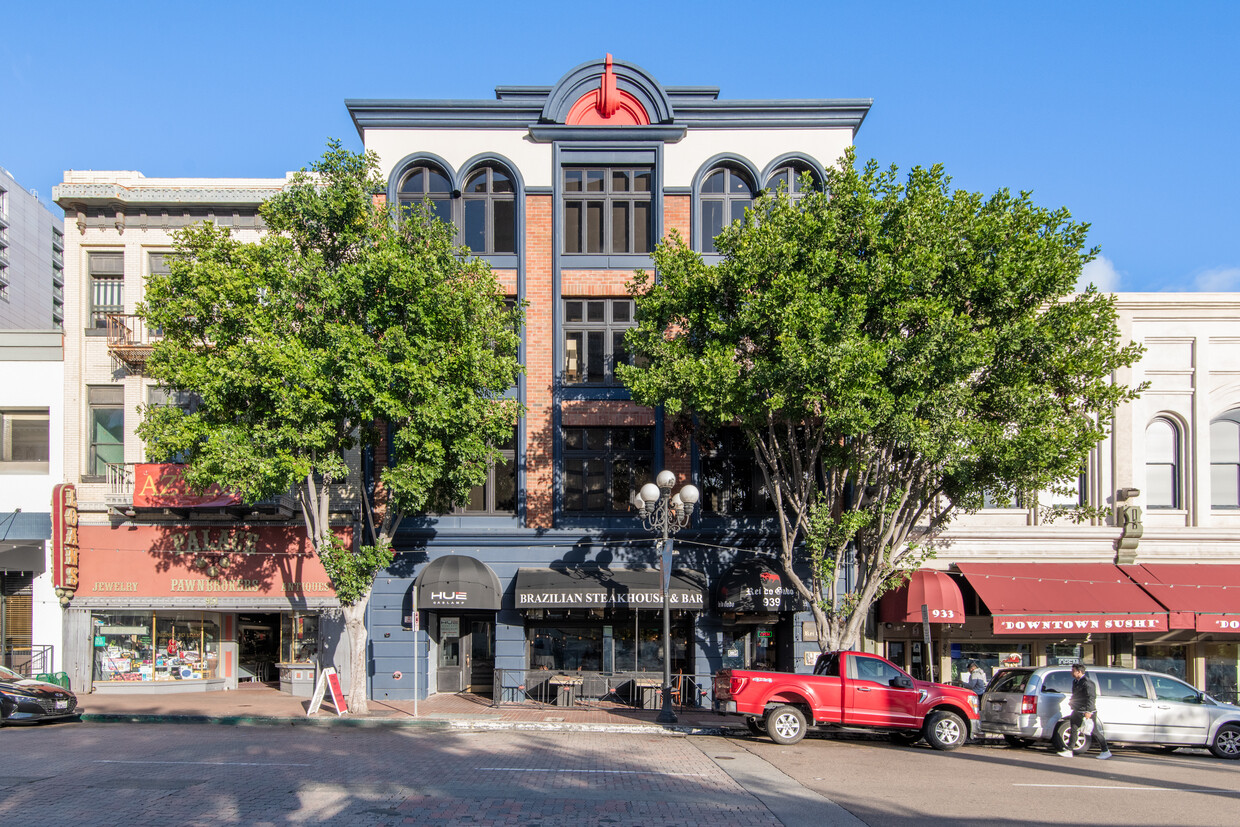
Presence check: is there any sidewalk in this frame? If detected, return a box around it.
[76,682,736,735]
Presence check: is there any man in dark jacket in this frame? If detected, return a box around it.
[1058,664,1113,759]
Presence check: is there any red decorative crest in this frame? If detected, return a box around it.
[565,54,651,126]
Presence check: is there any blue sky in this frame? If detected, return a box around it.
[3,1,1236,292]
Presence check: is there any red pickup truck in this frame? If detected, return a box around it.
[713,650,980,748]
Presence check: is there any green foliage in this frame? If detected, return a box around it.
[621,149,1143,646]
[320,535,394,607]
[138,140,525,519]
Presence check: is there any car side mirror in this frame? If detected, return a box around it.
[892,676,913,689]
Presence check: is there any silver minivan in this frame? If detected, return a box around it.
[979,665,1240,758]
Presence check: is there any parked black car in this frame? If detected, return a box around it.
[0,665,79,725]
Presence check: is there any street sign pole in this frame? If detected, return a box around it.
[921,604,934,683]
[413,587,419,718]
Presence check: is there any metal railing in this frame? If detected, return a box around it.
[493,669,715,710]
[2,644,54,676]
[104,462,136,507]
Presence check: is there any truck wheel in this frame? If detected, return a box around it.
[1210,724,1240,759]
[766,705,807,745]
[745,716,765,737]
[1052,721,1088,754]
[923,710,967,751]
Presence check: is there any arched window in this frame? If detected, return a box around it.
[1211,411,1240,509]
[462,165,516,254]
[765,162,818,200]
[1145,417,1181,509]
[397,164,452,225]
[700,166,753,254]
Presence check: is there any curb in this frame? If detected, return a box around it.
[77,712,733,736]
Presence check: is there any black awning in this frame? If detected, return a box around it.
[715,557,806,612]
[414,555,502,611]
[515,566,706,611]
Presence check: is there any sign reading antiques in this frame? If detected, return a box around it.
[993,613,1168,634]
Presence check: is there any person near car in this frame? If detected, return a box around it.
[965,662,988,695]
[1059,663,1113,760]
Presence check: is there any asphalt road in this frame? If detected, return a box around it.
[717,730,1240,827]
[1,722,1236,826]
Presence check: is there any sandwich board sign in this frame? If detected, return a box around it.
[307,667,348,716]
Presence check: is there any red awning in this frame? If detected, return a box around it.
[878,569,966,624]
[1122,564,1240,633]
[956,563,1169,636]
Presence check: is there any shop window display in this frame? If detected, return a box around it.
[280,612,319,662]
[1135,643,1187,679]
[948,643,1032,685]
[527,615,693,674]
[93,611,220,682]
[1205,642,1239,703]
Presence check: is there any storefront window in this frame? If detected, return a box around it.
[527,615,693,674]
[280,612,319,663]
[93,611,220,682]
[721,627,777,671]
[948,643,1032,684]
[1135,643,1187,680]
[1205,643,1238,704]
[1045,642,1095,667]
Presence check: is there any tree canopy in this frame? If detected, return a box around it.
[620,148,1143,650]
[138,141,524,707]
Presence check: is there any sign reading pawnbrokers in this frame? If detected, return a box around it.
[76,524,341,601]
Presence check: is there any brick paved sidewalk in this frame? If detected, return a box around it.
[77,682,734,734]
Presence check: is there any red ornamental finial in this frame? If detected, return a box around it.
[598,53,619,118]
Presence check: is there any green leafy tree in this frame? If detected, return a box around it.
[138,142,524,710]
[620,148,1143,652]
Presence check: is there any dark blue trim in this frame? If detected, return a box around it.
[540,58,675,125]
[559,254,655,269]
[759,153,827,188]
[690,153,762,253]
[385,152,456,207]
[0,511,51,541]
[559,386,639,401]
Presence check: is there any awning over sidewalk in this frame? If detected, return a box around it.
[1122,564,1240,633]
[515,566,706,610]
[878,569,966,624]
[956,563,1169,635]
[715,557,806,612]
[415,555,502,611]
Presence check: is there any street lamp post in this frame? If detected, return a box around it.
[631,469,699,724]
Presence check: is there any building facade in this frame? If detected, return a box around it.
[0,165,64,330]
[350,56,870,705]
[0,331,63,674]
[52,171,351,695]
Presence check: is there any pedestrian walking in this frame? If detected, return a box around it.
[965,661,988,695]
[1058,663,1113,760]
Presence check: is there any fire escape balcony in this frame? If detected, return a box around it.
[106,313,155,371]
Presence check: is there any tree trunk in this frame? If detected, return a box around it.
[341,598,370,714]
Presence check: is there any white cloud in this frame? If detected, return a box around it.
[1193,267,1240,292]
[1077,256,1121,292]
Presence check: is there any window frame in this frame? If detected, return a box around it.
[88,251,124,330]
[1210,412,1240,510]
[86,385,125,480]
[453,428,519,516]
[1145,416,1182,509]
[697,427,775,516]
[390,157,521,261]
[0,408,50,475]
[561,425,654,516]
[698,166,754,254]
[561,297,637,386]
[562,166,653,255]
[460,165,517,255]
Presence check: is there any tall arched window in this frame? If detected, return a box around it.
[1211,411,1240,509]
[397,164,452,225]
[1145,417,1181,509]
[765,162,817,201]
[700,166,753,254]
[462,165,516,254]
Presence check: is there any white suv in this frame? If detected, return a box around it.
[979,665,1240,758]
